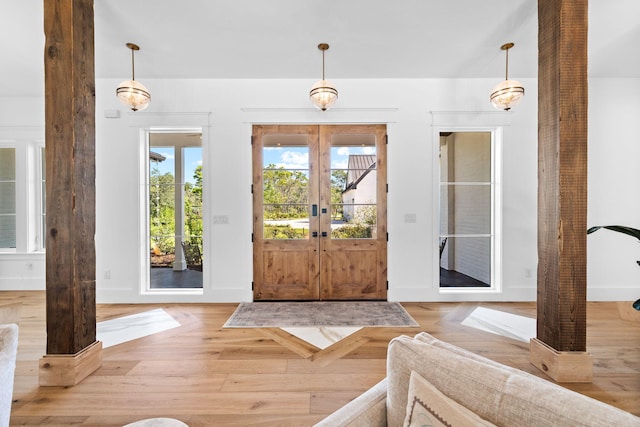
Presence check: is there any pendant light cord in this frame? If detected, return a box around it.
[505,48,509,80]
[131,47,136,81]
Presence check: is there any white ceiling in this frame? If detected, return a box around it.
[2,0,639,97]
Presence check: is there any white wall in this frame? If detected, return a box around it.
[587,78,640,300]
[1,78,638,303]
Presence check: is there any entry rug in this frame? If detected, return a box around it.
[223,301,419,328]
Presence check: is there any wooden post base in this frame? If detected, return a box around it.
[530,338,593,383]
[39,341,103,386]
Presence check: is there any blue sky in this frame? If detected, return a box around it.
[148,145,376,182]
[150,147,202,184]
[263,146,375,170]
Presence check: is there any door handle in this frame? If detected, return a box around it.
[312,204,318,217]
[321,231,328,237]
[312,231,318,238]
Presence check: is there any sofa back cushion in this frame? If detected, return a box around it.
[0,324,19,427]
[387,333,640,427]
[404,370,496,427]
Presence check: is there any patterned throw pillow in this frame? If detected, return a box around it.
[404,370,496,427]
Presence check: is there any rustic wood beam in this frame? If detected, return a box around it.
[532,0,592,382]
[40,0,101,386]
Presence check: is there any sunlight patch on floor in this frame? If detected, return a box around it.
[97,308,181,348]
[461,306,535,342]
[281,326,363,349]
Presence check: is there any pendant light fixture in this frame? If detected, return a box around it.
[310,43,338,111]
[490,42,524,111]
[116,43,151,112]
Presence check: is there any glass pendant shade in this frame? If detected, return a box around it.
[116,79,151,111]
[490,42,524,111]
[490,79,525,111]
[116,43,150,112]
[310,79,338,111]
[310,43,338,111]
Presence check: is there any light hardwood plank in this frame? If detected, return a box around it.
[3,291,639,426]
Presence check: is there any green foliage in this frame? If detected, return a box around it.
[331,169,347,205]
[352,204,377,225]
[184,165,203,254]
[149,161,203,256]
[331,224,373,239]
[193,165,203,192]
[263,164,309,219]
[264,225,308,239]
[587,225,640,242]
[149,167,176,254]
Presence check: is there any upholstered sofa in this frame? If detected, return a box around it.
[314,332,640,427]
[0,323,19,427]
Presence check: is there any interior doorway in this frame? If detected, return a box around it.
[252,124,387,300]
[148,132,203,289]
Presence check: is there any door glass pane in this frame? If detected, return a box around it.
[184,146,203,268]
[0,148,16,180]
[439,132,493,288]
[148,133,203,290]
[439,134,490,182]
[439,184,491,235]
[439,236,491,287]
[41,147,46,249]
[262,134,309,240]
[0,148,16,248]
[330,134,377,239]
[149,146,176,264]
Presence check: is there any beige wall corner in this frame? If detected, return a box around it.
[530,338,593,383]
[39,341,102,386]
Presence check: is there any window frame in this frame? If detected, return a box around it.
[0,139,45,254]
[432,127,503,294]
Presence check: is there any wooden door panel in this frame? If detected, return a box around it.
[253,125,319,301]
[319,124,387,300]
[253,124,386,301]
[263,251,311,285]
[257,249,319,300]
[321,249,381,300]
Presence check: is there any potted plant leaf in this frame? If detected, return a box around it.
[587,225,640,310]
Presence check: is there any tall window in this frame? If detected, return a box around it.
[439,132,498,289]
[147,133,203,290]
[0,148,16,249]
[39,147,46,250]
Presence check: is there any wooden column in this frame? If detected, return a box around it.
[531,0,592,382]
[40,0,102,386]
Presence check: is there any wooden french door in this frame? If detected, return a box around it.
[252,124,387,300]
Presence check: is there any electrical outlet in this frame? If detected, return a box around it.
[104,270,111,280]
[404,213,417,223]
[213,215,229,224]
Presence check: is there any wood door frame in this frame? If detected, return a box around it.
[252,124,387,301]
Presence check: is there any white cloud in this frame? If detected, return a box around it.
[276,150,309,169]
[331,160,348,169]
[336,147,350,156]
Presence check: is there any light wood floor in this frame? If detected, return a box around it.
[3,291,639,426]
